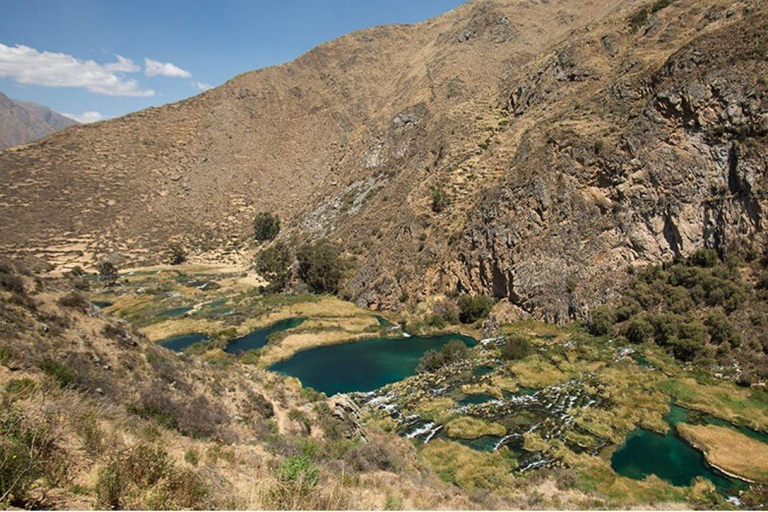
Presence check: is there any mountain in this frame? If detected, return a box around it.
[0,0,766,322]
[0,92,79,150]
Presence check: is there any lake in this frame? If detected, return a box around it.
[270,332,477,395]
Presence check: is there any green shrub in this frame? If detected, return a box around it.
[4,378,36,402]
[416,349,444,373]
[38,358,77,388]
[57,292,91,312]
[457,294,493,324]
[501,333,531,360]
[96,459,124,510]
[296,240,345,294]
[168,243,187,265]
[705,311,740,347]
[688,249,719,268]
[0,411,61,507]
[97,261,118,285]
[184,449,199,466]
[587,307,615,336]
[625,317,653,344]
[277,455,318,488]
[417,339,469,373]
[254,212,281,242]
[0,273,24,294]
[430,184,449,213]
[256,241,292,292]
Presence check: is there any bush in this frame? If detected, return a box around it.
[501,333,531,360]
[346,441,398,472]
[57,292,91,312]
[458,294,493,324]
[705,311,740,347]
[625,317,653,344]
[254,212,281,242]
[0,411,62,507]
[430,184,449,213]
[277,455,317,486]
[688,249,719,268]
[296,241,345,294]
[98,261,118,285]
[38,358,77,388]
[256,241,293,292]
[184,449,199,466]
[0,273,24,294]
[168,243,187,265]
[417,339,469,373]
[416,349,444,373]
[587,307,615,336]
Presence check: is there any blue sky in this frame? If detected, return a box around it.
[0,0,464,123]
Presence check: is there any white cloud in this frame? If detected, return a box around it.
[105,55,140,73]
[62,111,104,123]
[144,58,191,78]
[0,44,154,97]
[193,81,213,91]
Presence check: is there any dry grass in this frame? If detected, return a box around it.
[677,424,768,484]
[508,355,568,388]
[444,417,506,439]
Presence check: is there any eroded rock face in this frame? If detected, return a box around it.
[448,7,768,321]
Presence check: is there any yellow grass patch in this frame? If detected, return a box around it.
[508,355,567,388]
[444,417,506,439]
[677,424,768,484]
[419,440,516,492]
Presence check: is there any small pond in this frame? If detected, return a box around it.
[225,317,306,355]
[459,393,497,406]
[159,333,208,352]
[472,366,494,377]
[91,300,114,309]
[270,333,477,396]
[611,404,749,494]
[158,305,194,318]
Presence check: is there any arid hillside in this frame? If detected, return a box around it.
[0,0,766,320]
[0,92,78,150]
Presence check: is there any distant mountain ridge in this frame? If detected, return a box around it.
[0,92,78,150]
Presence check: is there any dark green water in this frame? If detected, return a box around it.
[472,366,494,377]
[611,404,749,493]
[457,435,503,452]
[270,333,477,396]
[459,393,497,406]
[158,305,193,318]
[225,318,305,355]
[668,403,768,445]
[159,333,207,352]
[375,315,395,328]
[91,301,113,309]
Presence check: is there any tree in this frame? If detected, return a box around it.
[416,339,469,373]
[625,316,653,344]
[430,184,449,213]
[97,261,118,286]
[587,307,616,336]
[501,333,531,360]
[256,241,292,292]
[296,241,345,294]
[168,243,187,265]
[253,212,281,242]
[458,294,493,324]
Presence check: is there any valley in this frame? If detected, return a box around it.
[2,0,768,509]
[17,254,764,509]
